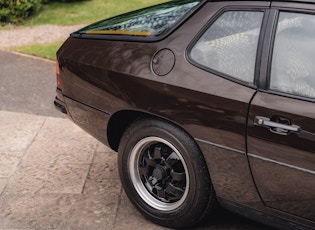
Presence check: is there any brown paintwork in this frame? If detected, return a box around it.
[248,92,315,221]
[55,0,315,229]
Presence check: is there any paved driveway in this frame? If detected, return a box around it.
[0,51,271,229]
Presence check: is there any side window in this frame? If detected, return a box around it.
[190,11,264,83]
[270,12,315,99]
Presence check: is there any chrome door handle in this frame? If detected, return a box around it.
[254,116,300,135]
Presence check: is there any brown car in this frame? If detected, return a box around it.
[54,0,315,229]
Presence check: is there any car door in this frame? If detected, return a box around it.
[247,4,315,222]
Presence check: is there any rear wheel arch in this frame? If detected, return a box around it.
[107,110,202,156]
[107,110,180,152]
[107,110,147,151]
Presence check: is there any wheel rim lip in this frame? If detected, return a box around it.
[128,136,189,211]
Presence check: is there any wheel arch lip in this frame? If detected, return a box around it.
[107,109,202,153]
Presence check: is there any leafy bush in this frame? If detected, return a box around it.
[0,0,43,24]
[54,0,81,1]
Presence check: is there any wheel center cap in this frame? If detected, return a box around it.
[153,166,166,181]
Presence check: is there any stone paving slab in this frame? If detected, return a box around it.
[0,110,166,229]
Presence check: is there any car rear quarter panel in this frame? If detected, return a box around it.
[57,1,269,206]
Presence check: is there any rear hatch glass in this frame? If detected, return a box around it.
[72,0,202,40]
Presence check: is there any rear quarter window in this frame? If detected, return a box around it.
[189,10,264,84]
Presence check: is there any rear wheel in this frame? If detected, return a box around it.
[118,118,217,228]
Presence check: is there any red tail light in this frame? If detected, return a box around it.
[56,60,61,89]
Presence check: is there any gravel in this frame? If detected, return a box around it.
[0,24,85,49]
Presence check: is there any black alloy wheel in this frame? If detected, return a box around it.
[128,136,189,211]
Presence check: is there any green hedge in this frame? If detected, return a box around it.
[0,0,86,24]
[0,0,43,24]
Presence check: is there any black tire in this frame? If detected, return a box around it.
[118,118,217,228]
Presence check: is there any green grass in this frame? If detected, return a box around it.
[25,0,168,26]
[12,0,167,59]
[11,42,63,60]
